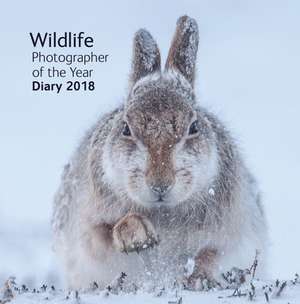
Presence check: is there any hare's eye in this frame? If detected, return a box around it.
[122,122,131,136]
[188,120,199,136]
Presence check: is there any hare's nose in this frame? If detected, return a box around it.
[150,184,172,197]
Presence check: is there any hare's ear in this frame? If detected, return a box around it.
[165,16,199,86]
[130,29,161,86]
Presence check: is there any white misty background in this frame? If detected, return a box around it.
[0,0,299,287]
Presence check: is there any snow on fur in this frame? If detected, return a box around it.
[51,15,267,290]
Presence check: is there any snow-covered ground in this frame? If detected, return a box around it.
[2,275,300,304]
[1,0,300,303]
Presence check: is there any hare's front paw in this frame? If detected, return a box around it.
[112,213,159,253]
[184,248,220,290]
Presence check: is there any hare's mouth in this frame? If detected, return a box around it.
[132,185,175,207]
[149,193,169,204]
[150,196,172,206]
[157,194,165,203]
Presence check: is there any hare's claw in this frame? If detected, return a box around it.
[113,213,159,254]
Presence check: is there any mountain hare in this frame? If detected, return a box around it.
[52,16,267,290]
